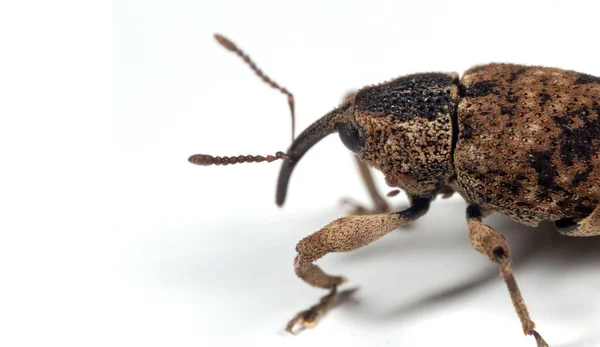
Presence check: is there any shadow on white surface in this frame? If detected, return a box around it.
[124,198,600,346]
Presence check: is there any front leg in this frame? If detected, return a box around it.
[286,196,431,333]
[466,205,549,347]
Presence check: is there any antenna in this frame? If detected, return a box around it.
[188,34,297,169]
[214,34,296,142]
[188,152,289,166]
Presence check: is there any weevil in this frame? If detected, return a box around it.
[189,34,600,347]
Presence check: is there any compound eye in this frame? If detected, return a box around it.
[336,123,364,154]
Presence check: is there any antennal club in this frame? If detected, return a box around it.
[214,33,296,142]
[188,151,289,166]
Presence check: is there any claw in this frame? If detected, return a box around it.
[285,310,311,335]
[285,287,338,335]
[531,329,549,347]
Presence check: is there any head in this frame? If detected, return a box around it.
[189,35,460,206]
[277,72,460,206]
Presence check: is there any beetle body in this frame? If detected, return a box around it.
[192,35,600,346]
[281,64,600,230]
[272,63,600,344]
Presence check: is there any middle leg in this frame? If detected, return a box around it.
[342,156,391,215]
[466,204,548,347]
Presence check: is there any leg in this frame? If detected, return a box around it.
[342,156,390,215]
[286,197,431,333]
[466,205,548,347]
[555,204,600,237]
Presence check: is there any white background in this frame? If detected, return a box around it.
[2,1,600,346]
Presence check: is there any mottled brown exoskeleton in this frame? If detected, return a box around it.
[190,34,600,347]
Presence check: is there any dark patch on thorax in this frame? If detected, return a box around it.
[355,73,457,121]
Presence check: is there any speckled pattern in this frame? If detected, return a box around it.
[353,73,459,197]
[275,63,600,339]
[277,63,600,231]
[454,64,600,226]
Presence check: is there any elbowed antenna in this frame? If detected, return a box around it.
[276,106,349,206]
[188,34,296,170]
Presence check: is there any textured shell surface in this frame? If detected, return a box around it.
[455,63,600,226]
